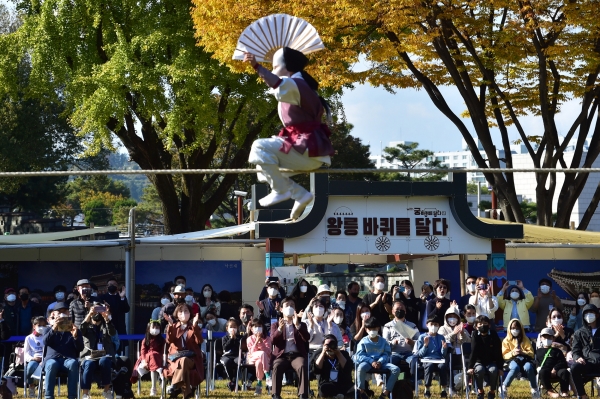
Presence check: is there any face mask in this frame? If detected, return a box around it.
[361,312,371,320]
[478,325,489,334]
[584,313,597,323]
[91,292,98,297]
[175,297,185,304]
[551,318,563,326]
[6,294,16,302]
[590,298,600,307]
[405,289,412,296]
[228,327,237,335]
[203,290,212,298]
[300,286,308,293]
[241,314,251,324]
[161,298,170,306]
[428,325,439,334]
[510,292,520,300]
[268,288,278,297]
[337,300,346,309]
[283,306,295,317]
[394,293,400,299]
[367,329,379,338]
[466,316,476,323]
[540,285,550,294]
[375,282,385,291]
[150,328,161,336]
[185,295,194,302]
[207,319,217,326]
[334,316,344,325]
[20,293,29,301]
[577,298,586,306]
[55,292,65,300]
[313,307,325,317]
[467,284,476,292]
[395,310,406,319]
[252,326,263,334]
[447,317,458,326]
[178,313,190,323]
[510,329,520,336]
[36,326,47,334]
[107,285,118,294]
[437,293,446,299]
[542,338,553,347]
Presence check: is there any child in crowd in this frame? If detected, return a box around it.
[246,318,273,395]
[221,318,244,392]
[415,316,449,398]
[535,328,570,398]
[439,307,470,396]
[468,315,503,399]
[502,318,539,397]
[463,304,477,335]
[131,320,166,396]
[24,316,48,397]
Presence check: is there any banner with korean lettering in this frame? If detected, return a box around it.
[285,197,491,255]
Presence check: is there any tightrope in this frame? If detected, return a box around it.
[2,168,600,177]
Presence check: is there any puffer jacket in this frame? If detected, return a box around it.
[438,306,471,354]
[572,304,600,365]
[502,318,534,360]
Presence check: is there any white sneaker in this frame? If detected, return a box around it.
[102,391,113,399]
[290,192,313,220]
[82,395,91,399]
[150,388,157,396]
[531,390,540,399]
[258,191,292,207]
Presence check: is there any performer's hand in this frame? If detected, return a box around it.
[243,52,257,68]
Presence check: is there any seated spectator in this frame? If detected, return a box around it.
[315,284,333,312]
[332,305,351,349]
[257,279,282,332]
[306,298,342,351]
[153,294,171,322]
[531,278,563,332]
[351,303,373,343]
[415,317,448,398]
[24,316,48,397]
[536,308,573,352]
[258,277,287,302]
[198,284,221,318]
[46,285,68,318]
[163,304,204,398]
[501,318,538,397]
[312,334,354,399]
[159,286,185,331]
[131,320,166,397]
[535,327,570,398]
[271,297,310,399]
[246,318,273,395]
[334,289,348,315]
[439,306,470,395]
[43,302,83,399]
[3,288,18,334]
[221,319,244,392]
[467,315,503,399]
[346,282,363,324]
[290,279,315,313]
[217,290,237,320]
[70,279,94,328]
[425,280,451,324]
[398,280,420,326]
[497,281,534,331]
[354,317,400,399]
[203,310,226,332]
[362,274,393,327]
[459,276,478,311]
[469,277,498,328]
[590,290,600,308]
[237,304,254,334]
[382,301,419,366]
[568,292,589,331]
[463,304,477,335]
[79,305,116,399]
[570,304,600,399]
[184,288,200,316]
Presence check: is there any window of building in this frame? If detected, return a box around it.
[462,155,467,159]
[453,155,458,160]
[463,163,467,167]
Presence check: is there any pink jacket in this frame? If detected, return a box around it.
[246,334,272,357]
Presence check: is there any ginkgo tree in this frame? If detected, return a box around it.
[192,0,600,229]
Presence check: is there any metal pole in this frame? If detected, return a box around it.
[477,182,481,217]
[237,196,243,225]
[459,254,466,297]
[125,208,136,338]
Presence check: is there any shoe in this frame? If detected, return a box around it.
[254,385,262,395]
[28,388,36,397]
[150,388,157,396]
[82,395,90,399]
[477,393,484,399]
[290,191,313,220]
[245,382,253,391]
[531,390,540,399]
[487,392,496,399]
[227,381,236,392]
[259,190,292,207]
[102,391,113,399]
[441,391,448,398]
[336,395,345,399]
[424,391,432,398]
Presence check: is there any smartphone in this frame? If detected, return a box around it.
[93,305,107,313]
[509,280,516,286]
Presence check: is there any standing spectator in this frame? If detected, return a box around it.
[259,277,287,302]
[15,286,44,335]
[198,284,221,318]
[362,274,393,326]
[425,279,451,323]
[217,290,237,320]
[590,290,600,308]
[398,280,420,326]
[290,279,315,313]
[531,278,563,332]
[0,306,11,341]
[2,288,18,334]
[469,277,499,328]
[153,294,171,322]
[568,292,589,331]
[257,279,282,333]
[69,279,93,328]
[535,327,570,398]
[46,285,68,318]
[467,315,503,399]
[570,304,600,399]
[99,277,130,337]
[312,334,354,399]
[415,317,449,398]
[382,301,419,366]
[501,318,538,397]
[420,282,435,331]
[346,282,362,326]
[459,276,478,311]
[173,276,186,287]
[24,316,48,397]
[497,281,534,331]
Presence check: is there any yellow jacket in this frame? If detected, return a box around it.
[502,319,534,360]
[497,288,534,328]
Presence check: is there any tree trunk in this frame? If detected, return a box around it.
[578,181,600,230]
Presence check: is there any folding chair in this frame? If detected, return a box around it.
[135,340,166,398]
[354,359,394,399]
[470,364,505,399]
[413,357,445,397]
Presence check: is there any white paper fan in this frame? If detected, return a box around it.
[232,14,325,62]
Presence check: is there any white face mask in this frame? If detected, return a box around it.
[437,293,446,299]
[590,298,600,307]
[337,300,346,309]
[252,326,263,334]
[405,288,412,296]
[228,327,237,335]
[178,313,190,323]
[185,295,194,303]
[367,329,379,338]
[300,286,308,293]
[540,285,550,294]
[551,318,563,326]
[267,288,278,297]
[161,298,170,306]
[510,292,520,300]
[510,329,520,336]
[207,319,217,326]
[36,326,47,334]
[542,338,553,347]
[395,293,400,299]
[447,317,458,326]
[467,284,476,293]
[150,328,161,336]
[577,298,586,306]
[428,325,439,334]
[584,313,597,323]
[203,290,212,298]
[283,306,295,317]
[6,294,16,302]
[334,316,344,325]
[361,312,371,320]
[55,292,65,300]
[374,282,385,291]
[466,316,476,323]
[313,307,325,317]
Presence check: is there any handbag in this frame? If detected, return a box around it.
[168,350,196,362]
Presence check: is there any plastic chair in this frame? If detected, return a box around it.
[35,346,81,399]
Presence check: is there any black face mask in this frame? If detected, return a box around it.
[240,314,251,324]
[175,297,185,304]
[395,310,406,319]
[319,297,330,308]
[81,288,92,298]
[107,285,118,294]
[20,293,29,301]
[478,325,489,334]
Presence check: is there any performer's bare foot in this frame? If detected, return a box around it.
[290,192,313,220]
[258,190,292,207]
